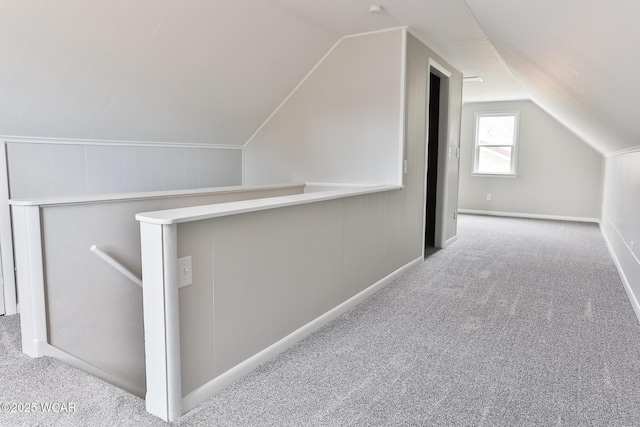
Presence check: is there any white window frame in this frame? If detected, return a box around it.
[472,111,520,177]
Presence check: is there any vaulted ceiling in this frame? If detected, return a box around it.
[0,0,636,155]
[464,0,640,155]
[0,0,338,145]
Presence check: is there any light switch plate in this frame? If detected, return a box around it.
[178,256,192,288]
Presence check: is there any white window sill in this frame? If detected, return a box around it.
[471,172,518,179]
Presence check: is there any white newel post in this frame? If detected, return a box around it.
[12,205,47,357]
[0,142,17,315]
[139,221,182,421]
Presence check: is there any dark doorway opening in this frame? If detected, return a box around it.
[425,72,440,251]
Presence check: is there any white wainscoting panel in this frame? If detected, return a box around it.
[174,188,411,398]
[601,150,640,324]
[5,141,242,199]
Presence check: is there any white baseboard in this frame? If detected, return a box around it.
[40,342,145,398]
[457,209,600,224]
[182,256,424,413]
[600,215,640,325]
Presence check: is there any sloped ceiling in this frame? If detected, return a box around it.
[276,0,640,155]
[0,0,338,145]
[464,0,640,154]
[1,0,635,155]
[275,0,528,102]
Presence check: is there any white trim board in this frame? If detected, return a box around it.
[0,142,16,315]
[457,209,600,224]
[0,135,241,150]
[9,183,305,207]
[398,27,408,184]
[136,185,402,225]
[428,58,453,78]
[182,255,423,414]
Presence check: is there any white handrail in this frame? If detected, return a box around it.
[90,245,142,288]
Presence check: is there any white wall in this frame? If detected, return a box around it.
[1,138,242,315]
[5,140,241,198]
[601,150,640,319]
[404,36,463,247]
[139,32,464,414]
[243,28,404,186]
[458,100,603,221]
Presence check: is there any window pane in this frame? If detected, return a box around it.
[478,147,512,174]
[478,115,516,146]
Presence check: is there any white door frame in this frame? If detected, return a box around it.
[424,58,452,250]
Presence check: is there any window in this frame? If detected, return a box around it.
[473,111,519,176]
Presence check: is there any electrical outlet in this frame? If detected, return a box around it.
[178,256,192,288]
[486,193,492,201]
